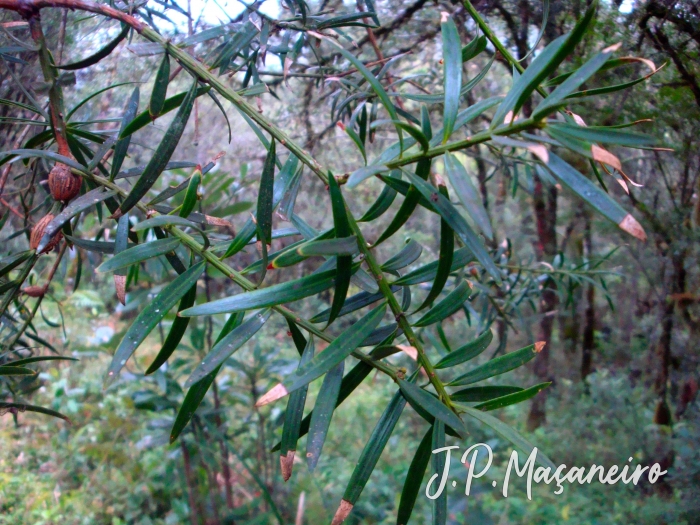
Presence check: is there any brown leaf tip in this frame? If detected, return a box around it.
[255,383,288,407]
[114,275,126,305]
[534,341,546,353]
[331,500,354,525]
[280,450,295,482]
[619,214,647,242]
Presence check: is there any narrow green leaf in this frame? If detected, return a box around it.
[413,280,471,327]
[435,329,493,369]
[119,81,198,215]
[547,123,656,148]
[398,379,467,438]
[106,261,206,383]
[0,402,70,423]
[448,342,544,386]
[2,356,77,367]
[132,215,209,248]
[297,236,358,257]
[403,171,501,283]
[394,121,429,152]
[58,23,129,70]
[223,220,256,259]
[414,182,454,312]
[400,56,494,104]
[327,172,353,326]
[441,14,462,143]
[97,237,180,273]
[277,163,301,221]
[492,0,596,127]
[271,350,380,453]
[306,360,343,471]
[257,139,276,245]
[110,87,139,181]
[373,159,431,247]
[396,427,433,525]
[317,12,377,29]
[170,312,245,442]
[179,167,201,218]
[149,53,170,117]
[450,385,523,403]
[381,239,422,272]
[0,366,36,376]
[342,388,407,506]
[324,38,403,152]
[269,238,325,270]
[66,81,136,120]
[462,35,487,63]
[0,97,43,116]
[286,319,308,356]
[392,246,473,286]
[520,0,550,61]
[64,234,124,254]
[444,152,492,239]
[457,404,556,470]
[475,382,550,411]
[281,338,316,475]
[0,250,33,278]
[37,188,118,252]
[310,287,396,324]
[341,123,367,164]
[360,323,399,347]
[533,44,618,119]
[119,86,210,139]
[346,164,391,189]
[432,421,447,525]
[181,267,342,316]
[145,277,197,374]
[185,309,271,387]
[221,155,299,258]
[116,161,197,181]
[281,303,386,394]
[545,152,646,240]
[113,213,130,295]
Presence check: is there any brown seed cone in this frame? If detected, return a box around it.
[30,214,62,254]
[48,162,82,201]
[22,285,46,297]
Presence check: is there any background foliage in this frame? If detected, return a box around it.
[0,0,699,524]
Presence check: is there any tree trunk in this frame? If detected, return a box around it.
[581,213,596,380]
[527,176,558,431]
[182,440,202,525]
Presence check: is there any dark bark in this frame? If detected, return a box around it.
[182,440,202,525]
[581,213,596,380]
[527,176,558,431]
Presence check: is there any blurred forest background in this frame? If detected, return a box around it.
[0,0,699,524]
